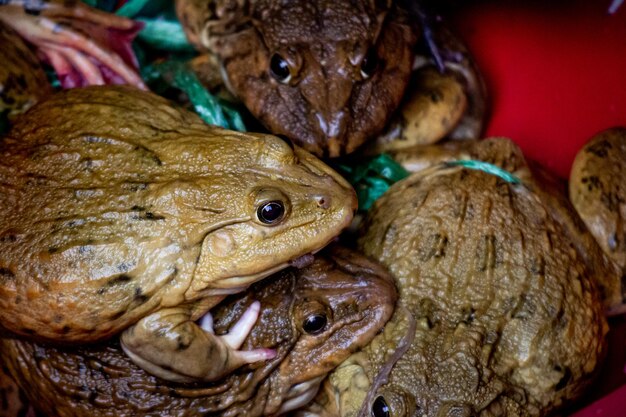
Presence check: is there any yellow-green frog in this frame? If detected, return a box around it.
[0,85,356,384]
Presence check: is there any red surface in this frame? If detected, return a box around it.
[448,0,626,178]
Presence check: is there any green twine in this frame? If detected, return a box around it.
[337,154,410,211]
[136,18,195,52]
[115,0,152,18]
[142,60,245,131]
[445,159,521,184]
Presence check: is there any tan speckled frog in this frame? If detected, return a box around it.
[0,246,397,417]
[175,0,419,157]
[299,138,621,417]
[0,85,356,384]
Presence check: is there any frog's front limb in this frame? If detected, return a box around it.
[120,301,276,383]
[0,0,145,89]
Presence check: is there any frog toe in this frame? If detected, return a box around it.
[220,300,261,349]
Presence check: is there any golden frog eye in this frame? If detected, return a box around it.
[360,47,379,79]
[372,396,391,417]
[256,200,285,224]
[269,53,292,83]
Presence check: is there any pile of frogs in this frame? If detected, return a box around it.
[1,1,625,417]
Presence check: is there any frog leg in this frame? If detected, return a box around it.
[120,301,276,383]
[0,1,146,89]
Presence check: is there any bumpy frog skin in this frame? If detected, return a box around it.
[0,85,356,384]
[0,246,396,417]
[176,0,418,157]
[302,139,612,417]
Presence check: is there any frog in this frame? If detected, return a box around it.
[569,127,626,273]
[176,0,487,158]
[0,21,53,121]
[0,85,357,385]
[0,0,145,91]
[298,138,622,417]
[0,246,396,417]
[175,0,420,157]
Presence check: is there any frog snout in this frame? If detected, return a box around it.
[314,111,349,157]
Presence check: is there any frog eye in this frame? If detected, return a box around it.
[372,396,391,417]
[360,47,379,79]
[256,201,285,224]
[269,53,292,83]
[302,313,327,334]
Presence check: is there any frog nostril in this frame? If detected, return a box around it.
[317,196,330,209]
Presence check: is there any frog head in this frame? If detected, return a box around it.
[177,131,357,296]
[196,0,417,157]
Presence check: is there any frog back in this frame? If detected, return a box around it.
[359,164,608,414]
[0,86,279,342]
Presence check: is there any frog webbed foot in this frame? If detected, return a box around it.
[0,1,146,89]
[120,301,276,383]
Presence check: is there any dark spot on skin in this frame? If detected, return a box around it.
[176,335,191,351]
[555,366,572,390]
[131,205,145,211]
[88,391,98,404]
[126,183,148,192]
[53,314,63,323]
[475,234,497,272]
[132,211,165,221]
[61,326,71,334]
[48,247,59,254]
[419,233,448,262]
[529,256,545,276]
[14,296,21,304]
[107,274,132,286]
[601,191,624,212]
[586,140,612,158]
[133,287,148,303]
[581,176,601,192]
[0,235,17,243]
[21,328,35,335]
[117,262,134,273]
[462,308,476,325]
[0,268,15,280]
[98,274,133,294]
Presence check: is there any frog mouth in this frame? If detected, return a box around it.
[206,248,323,292]
[276,375,326,414]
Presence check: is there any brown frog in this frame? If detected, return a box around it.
[0,246,397,417]
[0,85,357,384]
[175,0,419,157]
[299,138,620,417]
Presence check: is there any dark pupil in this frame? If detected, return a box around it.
[302,314,327,334]
[361,48,378,76]
[270,54,290,81]
[258,201,285,224]
[372,396,390,417]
